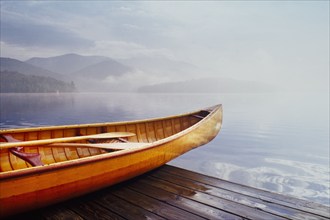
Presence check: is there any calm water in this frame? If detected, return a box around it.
[0,92,329,205]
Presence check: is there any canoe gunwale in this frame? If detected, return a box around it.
[0,104,222,180]
[0,106,216,134]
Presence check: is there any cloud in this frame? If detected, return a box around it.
[0,5,94,50]
[87,40,173,60]
[0,1,328,91]
[1,20,94,49]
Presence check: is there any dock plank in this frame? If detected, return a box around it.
[127,179,244,220]
[141,175,287,220]
[64,196,125,220]
[111,187,206,220]
[94,188,165,220]
[41,206,84,220]
[151,168,328,220]
[160,165,330,218]
[4,165,330,220]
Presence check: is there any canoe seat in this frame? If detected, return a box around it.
[192,115,205,119]
[192,110,211,119]
[88,137,128,144]
[0,134,44,167]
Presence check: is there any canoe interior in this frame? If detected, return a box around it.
[0,110,211,172]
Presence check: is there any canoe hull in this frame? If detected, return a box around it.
[0,105,222,217]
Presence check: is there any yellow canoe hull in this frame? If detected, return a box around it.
[0,104,222,217]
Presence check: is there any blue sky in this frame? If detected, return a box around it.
[0,1,329,90]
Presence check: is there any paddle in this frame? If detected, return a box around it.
[0,132,135,149]
[48,142,150,150]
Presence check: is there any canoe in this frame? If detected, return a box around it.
[0,104,223,217]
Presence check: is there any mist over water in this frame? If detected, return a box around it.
[0,92,329,205]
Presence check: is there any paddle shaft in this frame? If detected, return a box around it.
[0,132,135,149]
[48,142,149,150]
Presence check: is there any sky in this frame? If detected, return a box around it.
[0,1,329,90]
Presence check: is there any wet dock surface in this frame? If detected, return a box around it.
[6,165,330,220]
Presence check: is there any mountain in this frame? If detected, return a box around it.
[0,71,76,93]
[24,54,134,91]
[71,59,132,79]
[138,77,278,93]
[0,57,65,80]
[26,53,133,83]
[26,53,109,75]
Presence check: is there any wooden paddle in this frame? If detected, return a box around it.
[0,132,135,149]
[48,142,150,150]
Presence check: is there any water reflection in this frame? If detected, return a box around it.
[207,159,329,205]
[0,92,329,205]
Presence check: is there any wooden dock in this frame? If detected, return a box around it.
[6,165,330,220]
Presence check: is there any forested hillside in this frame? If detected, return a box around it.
[0,71,76,93]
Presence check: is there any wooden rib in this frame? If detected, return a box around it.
[63,129,76,139]
[126,124,138,142]
[188,116,195,127]
[6,150,14,171]
[170,119,176,136]
[171,118,181,134]
[79,128,87,136]
[146,122,156,142]
[163,119,174,138]
[79,147,91,158]
[169,119,175,136]
[135,124,142,142]
[86,145,93,157]
[115,125,127,133]
[178,117,184,131]
[14,133,24,142]
[138,124,145,143]
[84,128,95,155]
[161,121,167,138]
[51,145,60,163]
[27,131,38,142]
[64,147,76,160]
[141,123,150,143]
[143,123,149,143]
[154,121,164,141]
[0,150,12,171]
[66,147,79,160]
[42,147,56,164]
[107,126,116,133]
[182,116,190,130]
[57,147,69,162]
[57,130,71,161]
[53,129,70,160]
[38,146,46,164]
[152,121,158,141]
[40,130,52,140]
[9,151,27,170]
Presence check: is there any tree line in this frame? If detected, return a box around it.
[0,71,76,93]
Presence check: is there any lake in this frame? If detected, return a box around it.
[0,92,329,205]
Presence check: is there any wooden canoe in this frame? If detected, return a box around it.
[0,104,223,217]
